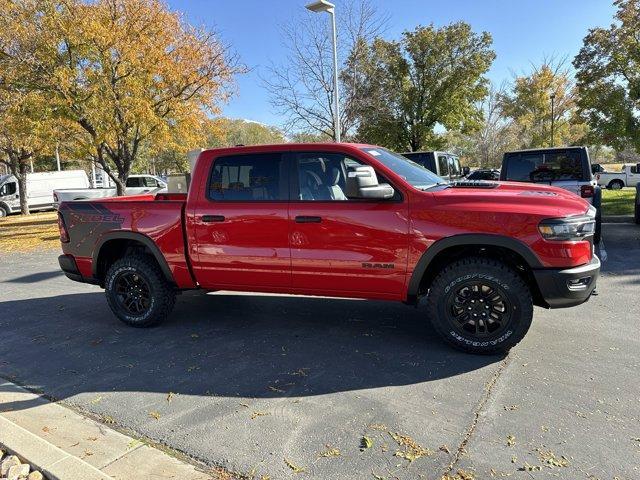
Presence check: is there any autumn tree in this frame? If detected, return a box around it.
[1,0,241,195]
[263,0,387,140]
[573,0,640,151]
[0,90,56,214]
[499,59,587,149]
[347,22,495,151]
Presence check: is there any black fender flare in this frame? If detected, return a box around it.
[92,231,175,284]
[406,234,543,301]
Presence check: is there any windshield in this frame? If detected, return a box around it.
[360,147,445,189]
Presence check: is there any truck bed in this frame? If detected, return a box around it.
[58,193,195,287]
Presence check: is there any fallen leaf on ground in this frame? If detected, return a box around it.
[537,449,569,467]
[91,396,103,404]
[506,435,516,447]
[251,411,270,419]
[268,385,285,393]
[149,411,161,420]
[167,392,174,403]
[439,444,451,454]
[361,436,373,450]
[319,445,341,457]
[284,458,305,473]
[390,432,433,462]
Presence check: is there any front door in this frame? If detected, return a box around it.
[191,152,291,290]
[289,151,409,299]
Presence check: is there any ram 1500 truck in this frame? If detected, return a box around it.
[57,143,600,354]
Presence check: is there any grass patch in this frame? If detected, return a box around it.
[0,211,60,253]
[601,188,636,216]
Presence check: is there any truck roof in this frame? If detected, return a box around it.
[505,146,587,154]
[201,142,377,155]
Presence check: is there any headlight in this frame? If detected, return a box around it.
[538,215,595,241]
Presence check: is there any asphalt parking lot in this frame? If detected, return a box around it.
[1,223,638,479]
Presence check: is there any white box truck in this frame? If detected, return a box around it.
[0,170,89,217]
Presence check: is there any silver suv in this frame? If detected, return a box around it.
[500,147,602,243]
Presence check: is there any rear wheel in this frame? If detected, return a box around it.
[104,255,175,327]
[0,205,7,218]
[425,257,533,354]
[608,180,624,190]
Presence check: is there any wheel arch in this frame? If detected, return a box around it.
[406,234,544,305]
[92,232,175,286]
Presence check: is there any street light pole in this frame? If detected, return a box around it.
[305,0,340,142]
[550,92,556,147]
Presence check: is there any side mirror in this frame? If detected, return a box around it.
[462,166,470,176]
[346,165,395,200]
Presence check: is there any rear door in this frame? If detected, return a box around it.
[288,151,409,298]
[191,152,291,289]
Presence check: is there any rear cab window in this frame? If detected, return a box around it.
[208,153,287,201]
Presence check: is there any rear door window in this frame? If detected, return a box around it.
[209,153,287,201]
[126,177,142,188]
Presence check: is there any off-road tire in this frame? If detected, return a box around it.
[104,255,176,327]
[425,257,533,355]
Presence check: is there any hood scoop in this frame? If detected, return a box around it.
[451,180,499,189]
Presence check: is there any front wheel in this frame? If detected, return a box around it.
[0,205,7,218]
[104,255,176,327]
[425,257,533,354]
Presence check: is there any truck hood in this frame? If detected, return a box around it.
[431,181,590,218]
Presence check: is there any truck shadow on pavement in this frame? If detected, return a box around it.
[0,290,500,410]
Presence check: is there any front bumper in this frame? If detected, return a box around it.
[533,255,600,309]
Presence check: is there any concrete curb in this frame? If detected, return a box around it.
[0,381,212,480]
[0,417,110,480]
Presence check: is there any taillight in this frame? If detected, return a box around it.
[580,185,594,198]
[58,213,69,243]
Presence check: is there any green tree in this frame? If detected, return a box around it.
[346,22,495,151]
[573,0,640,151]
[499,60,587,149]
[209,118,286,147]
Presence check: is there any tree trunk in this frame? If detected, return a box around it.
[17,161,30,215]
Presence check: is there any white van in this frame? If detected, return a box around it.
[0,170,89,217]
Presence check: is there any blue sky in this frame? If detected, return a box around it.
[167,0,616,126]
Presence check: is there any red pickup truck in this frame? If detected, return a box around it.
[57,144,600,354]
